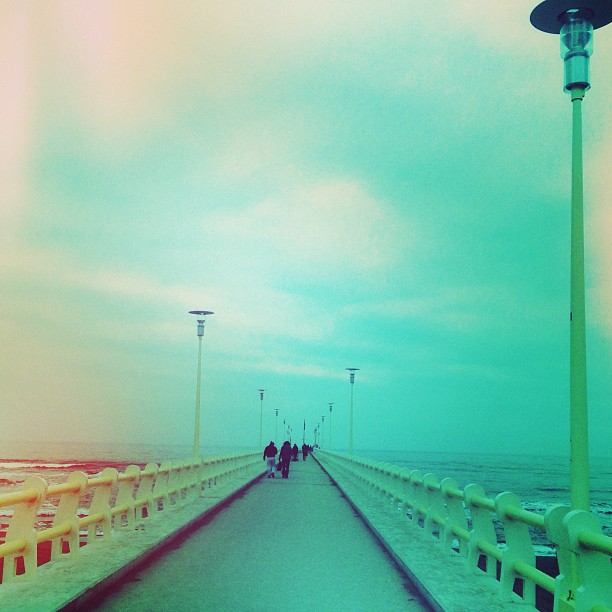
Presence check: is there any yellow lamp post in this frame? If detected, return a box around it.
[188,310,214,458]
[530,0,612,511]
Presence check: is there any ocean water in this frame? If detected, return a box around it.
[0,440,224,464]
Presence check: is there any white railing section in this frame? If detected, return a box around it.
[0,451,264,584]
[314,449,612,612]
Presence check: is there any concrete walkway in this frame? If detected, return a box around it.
[90,457,430,611]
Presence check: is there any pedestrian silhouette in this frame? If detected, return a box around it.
[263,441,278,478]
[279,441,292,479]
[292,443,299,461]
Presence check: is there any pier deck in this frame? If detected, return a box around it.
[89,456,429,611]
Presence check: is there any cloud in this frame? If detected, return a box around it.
[207,179,415,277]
[341,287,509,331]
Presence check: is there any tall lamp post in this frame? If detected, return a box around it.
[346,368,359,454]
[188,310,214,458]
[531,0,612,512]
[328,402,334,448]
[258,389,265,449]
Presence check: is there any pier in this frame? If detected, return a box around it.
[0,450,610,611]
[89,456,427,611]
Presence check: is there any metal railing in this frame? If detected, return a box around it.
[0,451,264,584]
[314,449,611,612]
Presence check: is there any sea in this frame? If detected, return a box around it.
[0,440,610,550]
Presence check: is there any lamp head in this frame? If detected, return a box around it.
[530,0,612,92]
[531,0,612,33]
[560,10,594,91]
[189,310,214,337]
[560,8,594,57]
[346,367,360,383]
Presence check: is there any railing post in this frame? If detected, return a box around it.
[440,477,468,556]
[564,509,612,611]
[423,473,444,540]
[386,465,402,509]
[495,492,536,604]
[153,461,171,512]
[208,459,219,487]
[545,504,575,610]
[51,471,88,560]
[180,461,193,501]
[135,463,158,519]
[403,469,421,526]
[115,465,140,529]
[2,476,47,582]
[410,470,426,528]
[187,459,200,500]
[464,484,497,578]
[192,458,204,497]
[166,462,182,505]
[398,467,412,518]
[88,468,118,542]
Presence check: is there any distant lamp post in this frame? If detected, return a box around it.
[328,403,334,448]
[258,389,265,449]
[188,310,214,458]
[346,368,360,454]
[275,408,279,441]
[320,415,325,449]
[531,0,612,512]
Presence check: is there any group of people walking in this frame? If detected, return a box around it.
[262,441,310,479]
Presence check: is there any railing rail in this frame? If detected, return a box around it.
[314,449,612,612]
[0,451,264,584]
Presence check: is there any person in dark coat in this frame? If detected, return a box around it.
[279,441,293,479]
[292,444,299,461]
[263,441,278,478]
[302,443,308,460]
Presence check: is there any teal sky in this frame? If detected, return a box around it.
[1,1,611,457]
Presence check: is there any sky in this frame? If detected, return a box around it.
[1,1,611,459]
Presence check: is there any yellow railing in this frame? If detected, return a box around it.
[314,449,612,612]
[0,451,264,584]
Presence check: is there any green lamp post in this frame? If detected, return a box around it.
[530,0,612,511]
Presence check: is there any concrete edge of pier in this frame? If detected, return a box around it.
[0,468,266,612]
[313,453,538,612]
